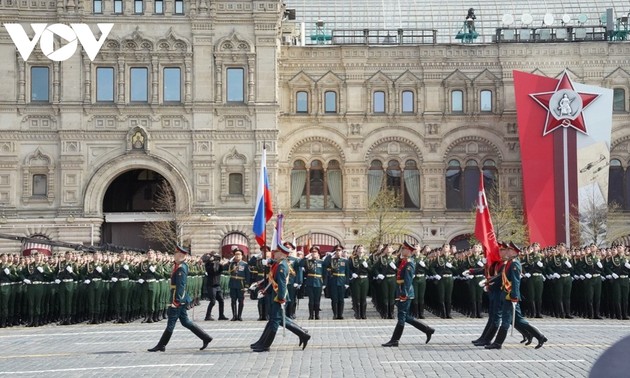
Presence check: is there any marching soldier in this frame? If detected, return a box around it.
[148,245,212,352]
[485,242,547,350]
[227,247,250,321]
[323,244,350,320]
[250,242,310,352]
[382,241,435,347]
[349,245,371,319]
[302,245,325,320]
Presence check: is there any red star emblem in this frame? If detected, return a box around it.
[529,72,600,136]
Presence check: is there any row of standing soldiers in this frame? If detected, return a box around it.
[0,249,205,328]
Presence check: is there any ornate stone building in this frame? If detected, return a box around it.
[0,0,628,254]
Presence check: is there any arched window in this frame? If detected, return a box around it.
[463,160,480,208]
[403,160,421,208]
[401,90,414,113]
[608,159,624,208]
[291,159,342,210]
[483,159,498,204]
[368,160,384,204]
[446,159,462,209]
[480,90,492,112]
[324,91,337,113]
[613,88,626,112]
[451,90,463,112]
[296,91,308,113]
[368,159,420,209]
[373,91,385,113]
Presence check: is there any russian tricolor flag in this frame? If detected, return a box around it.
[253,146,273,247]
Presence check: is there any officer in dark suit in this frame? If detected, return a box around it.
[302,246,325,320]
[148,245,212,352]
[203,251,228,321]
[382,242,435,347]
[227,247,250,321]
[250,242,310,352]
[323,245,350,319]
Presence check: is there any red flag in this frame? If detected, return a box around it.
[474,171,500,272]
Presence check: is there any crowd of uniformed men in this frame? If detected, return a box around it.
[0,241,629,328]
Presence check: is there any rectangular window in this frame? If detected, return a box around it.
[154,0,163,14]
[373,91,385,113]
[401,90,414,112]
[130,67,148,102]
[480,90,492,112]
[114,0,122,13]
[296,91,308,113]
[31,66,49,102]
[451,90,463,112]
[226,68,244,102]
[32,174,47,196]
[163,67,181,102]
[174,0,183,14]
[324,91,337,113]
[229,173,243,195]
[613,88,625,112]
[93,0,103,13]
[134,0,143,14]
[96,67,114,102]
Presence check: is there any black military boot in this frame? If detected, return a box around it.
[440,304,447,319]
[564,303,574,319]
[484,327,508,349]
[0,317,6,328]
[515,323,533,345]
[252,328,277,352]
[285,322,311,350]
[147,330,172,352]
[386,303,393,319]
[445,303,453,319]
[218,301,228,320]
[472,321,492,344]
[332,303,338,319]
[261,303,268,321]
[382,323,404,347]
[188,323,213,350]
[258,302,265,321]
[474,324,498,347]
[230,302,237,321]
[418,303,425,319]
[409,319,435,343]
[361,302,367,320]
[308,303,314,320]
[251,322,273,349]
[314,309,320,320]
[338,301,345,320]
[205,304,214,321]
[523,323,547,349]
[237,301,244,321]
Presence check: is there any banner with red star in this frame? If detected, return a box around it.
[514,70,613,247]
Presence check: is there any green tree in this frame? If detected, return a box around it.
[358,188,411,251]
[471,184,528,246]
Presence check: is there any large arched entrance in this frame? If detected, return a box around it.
[101,169,173,251]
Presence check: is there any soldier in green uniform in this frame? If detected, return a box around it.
[302,245,325,320]
[148,245,212,352]
[111,252,133,323]
[140,250,162,323]
[547,244,574,318]
[284,242,303,320]
[382,242,435,347]
[20,252,53,327]
[0,253,17,328]
[248,246,271,321]
[605,246,630,320]
[430,244,456,319]
[523,243,546,318]
[576,245,605,319]
[375,245,398,319]
[349,245,371,319]
[466,244,485,318]
[84,251,107,324]
[56,251,78,325]
[485,242,547,350]
[411,244,430,319]
[323,244,350,320]
[227,247,250,321]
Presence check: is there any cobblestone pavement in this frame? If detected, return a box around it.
[0,300,627,378]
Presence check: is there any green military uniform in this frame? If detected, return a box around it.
[430,253,455,318]
[375,251,398,319]
[349,251,371,319]
[20,256,53,327]
[522,249,546,318]
[0,256,18,327]
[576,251,604,319]
[547,251,574,318]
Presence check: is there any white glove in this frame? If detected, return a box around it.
[542,275,546,281]
[478,278,486,287]
[573,275,578,280]
[84,279,91,284]
[96,266,102,273]
[419,261,426,268]
[477,261,484,267]
[585,273,592,279]
[322,285,326,290]
[249,283,258,290]
[23,279,31,284]
[293,283,299,288]
[435,274,442,280]
[536,261,543,268]
[606,275,612,280]
[597,261,603,269]
[377,274,385,280]
[601,276,606,281]
[554,273,561,279]
[352,273,358,279]
[446,262,453,268]
[138,279,145,284]
[462,270,470,277]
[481,258,487,264]
[579,275,585,280]
[54,279,61,284]
[257,291,265,299]
[362,261,368,268]
[229,257,234,263]
[389,262,396,270]
[613,273,619,279]
[565,261,572,268]
[37,266,44,273]
[305,253,312,260]
[66,265,73,273]
[344,284,349,289]
[149,266,156,273]
[261,259,268,266]
[123,264,129,270]
[625,262,630,269]
[111,277,119,282]
[3,268,9,275]
[525,273,531,278]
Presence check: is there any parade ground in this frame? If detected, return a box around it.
[0,300,625,378]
